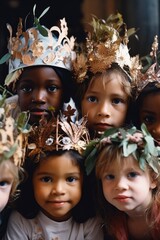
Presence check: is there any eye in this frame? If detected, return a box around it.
[128,172,139,178]
[0,181,11,187]
[66,176,77,183]
[143,115,155,124]
[19,83,33,93]
[41,176,52,183]
[112,98,124,105]
[105,174,115,180]
[87,96,98,103]
[47,85,59,92]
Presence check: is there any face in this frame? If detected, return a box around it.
[17,66,63,125]
[101,157,156,216]
[139,92,160,145]
[81,72,129,137]
[33,153,83,221]
[0,166,14,212]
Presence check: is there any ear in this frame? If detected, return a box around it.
[150,180,157,189]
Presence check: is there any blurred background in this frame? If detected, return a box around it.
[0,0,159,84]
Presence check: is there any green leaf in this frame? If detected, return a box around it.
[0,53,11,64]
[37,24,48,37]
[85,147,98,175]
[16,111,30,133]
[123,142,137,157]
[38,6,50,20]
[4,143,18,159]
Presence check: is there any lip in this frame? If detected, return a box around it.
[114,195,131,202]
[47,200,68,208]
[30,109,49,116]
[95,123,113,131]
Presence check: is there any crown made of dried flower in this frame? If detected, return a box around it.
[133,35,160,98]
[27,103,90,160]
[72,13,141,83]
[0,91,30,166]
[84,123,159,175]
[3,4,76,89]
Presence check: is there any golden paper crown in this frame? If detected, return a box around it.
[72,13,141,83]
[0,92,30,166]
[133,35,160,98]
[4,5,76,88]
[27,102,90,160]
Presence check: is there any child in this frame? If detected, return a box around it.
[4,5,76,125]
[132,35,160,145]
[72,13,140,138]
[4,106,104,239]
[84,124,160,239]
[0,92,30,238]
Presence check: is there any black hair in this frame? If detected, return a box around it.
[15,150,95,223]
[53,66,76,103]
[132,82,160,129]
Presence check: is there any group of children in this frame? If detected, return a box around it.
[1,5,160,240]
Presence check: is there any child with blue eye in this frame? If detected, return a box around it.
[3,110,104,239]
[4,5,76,125]
[73,13,140,138]
[84,124,160,239]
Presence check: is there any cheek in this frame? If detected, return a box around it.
[0,189,11,212]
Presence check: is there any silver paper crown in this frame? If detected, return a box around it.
[5,5,76,87]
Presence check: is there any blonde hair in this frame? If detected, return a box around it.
[0,160,19,200]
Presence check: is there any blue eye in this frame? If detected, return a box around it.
[112,98,123,104]
[41,176,52,182]
[47,85,59,92]
[87,96,97,103]
[128,172,138,178]
[0,181,9,187]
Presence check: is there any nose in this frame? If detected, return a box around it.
[32,89,46,104]
[51,181,65,195]
[97,101,110,117]
[114,177,128,191]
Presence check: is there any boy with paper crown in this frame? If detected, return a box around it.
[4,5,76,125]
[72,13,141,138]
[0,91,30,238]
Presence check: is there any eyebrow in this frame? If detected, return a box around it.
[36,172,81,176]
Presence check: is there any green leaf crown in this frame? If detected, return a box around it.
[84,124,160,175]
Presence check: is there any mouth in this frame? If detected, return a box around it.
[30,109,50,116]
[95,123,113,132]
[47,200,68,208]
[114,195,131,202]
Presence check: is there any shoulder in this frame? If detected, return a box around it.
[82,216,104,240]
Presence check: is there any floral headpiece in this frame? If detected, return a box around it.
[133,35,160,98]
[72,13,141,83]
[27,102,90,160]
[0,91,30,166]
[3,5,75,89]
[84,124,159,175]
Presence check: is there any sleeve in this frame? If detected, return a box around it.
[3,211,31,240]
[84,216,104,240]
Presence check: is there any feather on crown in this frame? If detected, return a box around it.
[3,5,76,89]
[27,102,90,160]
[0,91,30,166]
[133,35,160,98]
[72,13,141,83]
[84,124,160,175]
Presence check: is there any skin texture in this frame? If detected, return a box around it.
[0,166,14,212]
[17,66,63,125]
[33,153,83,221]
[139,92,160,145]
[81,72,129,137]
[101,156,156,216]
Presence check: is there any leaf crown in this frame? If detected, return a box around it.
[3,4,76,89]
[84,124,160,175]
[0,91,30,166]
[72,13,141,83]
[27,103,90,161]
